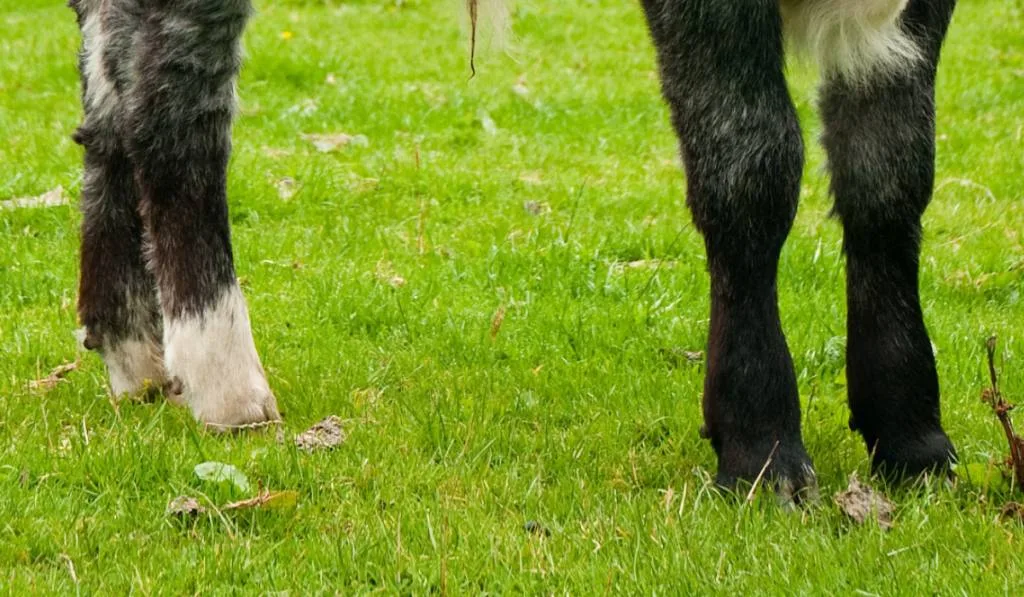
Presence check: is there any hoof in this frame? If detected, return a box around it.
[93,335,169,400]
[869,430,956,480]
[163,285,281,431]
[716,439,818,506]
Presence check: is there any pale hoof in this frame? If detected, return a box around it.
[163,285,281,430]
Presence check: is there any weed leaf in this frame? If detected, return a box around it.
[958,461,1012,493]
[193,462,251,493]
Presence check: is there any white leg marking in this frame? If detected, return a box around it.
[80,7,119,120]
[781,0,920,82]
[163,284,280,429]
[104,337,168,397]
[77,288,169,399]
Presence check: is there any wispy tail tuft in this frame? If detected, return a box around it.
[467,0,510,76]
[781,0,920,83]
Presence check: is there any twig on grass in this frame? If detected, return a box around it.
[58,553,79,587]
[29,360,78,392]
[205,419,283,433]
[981,335,1024,491]
[746,440,780,502]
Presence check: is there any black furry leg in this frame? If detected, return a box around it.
[72,0,166,396]
[821,0,957,477]
[125,0,279,427]
[127,0,249,318]
[642,0,814,496]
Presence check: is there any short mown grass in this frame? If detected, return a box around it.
[1,0,1022,592]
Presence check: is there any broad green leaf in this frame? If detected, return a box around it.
[193,461,251,493]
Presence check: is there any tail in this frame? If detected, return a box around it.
[781,0,921,83]
[467,0,510,76]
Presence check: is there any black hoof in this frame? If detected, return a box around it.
[715,440,818,506]
[869,430,956,480]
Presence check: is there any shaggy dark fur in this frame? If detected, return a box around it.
[640,0,957,493]
[73,0,247,323]
[71,0,278,425]
[820,0,958,476]
[70,0,958,481]
[71,0,163,356]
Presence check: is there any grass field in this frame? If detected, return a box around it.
[1,0,1022,592]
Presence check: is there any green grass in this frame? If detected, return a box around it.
[1,0,1022,592]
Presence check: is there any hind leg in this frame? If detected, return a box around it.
[125,0,279,428]
[71,0,167,397]
[641,0,815,497]
[820,0,957,476]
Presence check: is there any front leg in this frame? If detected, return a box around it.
[126,0,279,429]
[642,0,815,497]
[72,0,167,398]
[820,0,957,476]
[704,265,814,494]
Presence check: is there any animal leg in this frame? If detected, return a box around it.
[820,0,957,476]
[641,0,815,497]
[71,0,167,398]
[125,0,279,429]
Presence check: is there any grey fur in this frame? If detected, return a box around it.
[72,0,278,424]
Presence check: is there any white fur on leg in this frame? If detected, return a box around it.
[80,6,119,119]
[163,284,280,429]
[104,337,168,397]
[781,0,920,82]
[75,290,169,399]
[76,329,168,397]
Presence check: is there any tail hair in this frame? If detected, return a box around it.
[781,0,921,83]
[467,0,510,76]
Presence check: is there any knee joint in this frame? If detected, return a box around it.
[685,114,804,250]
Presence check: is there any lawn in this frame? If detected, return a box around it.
[1,0,1022,592]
